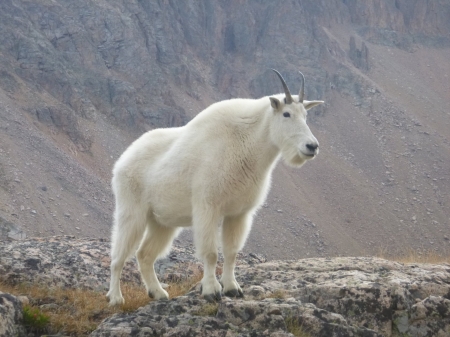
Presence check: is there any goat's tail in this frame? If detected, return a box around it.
[110,204,147,262]
[107,174,148,305]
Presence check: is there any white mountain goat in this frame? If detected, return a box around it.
[107,69,323,305]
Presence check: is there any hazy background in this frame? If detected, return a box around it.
[0,0,449,260]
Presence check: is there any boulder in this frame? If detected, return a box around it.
[0,292,26,337]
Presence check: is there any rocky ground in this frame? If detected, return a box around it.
[1,236,450,336]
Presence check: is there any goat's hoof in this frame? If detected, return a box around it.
[148,289,169,301]
[203,291,222,303]
[106,294,125,307]
[224,288,244,298]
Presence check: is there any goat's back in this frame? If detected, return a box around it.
[112,97,274,226]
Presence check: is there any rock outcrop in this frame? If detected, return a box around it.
[1,236,449,336]
[0,216,26,241]
[0,236,199,290]
[0,292,27,337]
[238,258,450,336]
[91,292,382,337]
[349,36,370,71]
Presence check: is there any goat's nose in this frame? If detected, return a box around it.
[306,143,319,152]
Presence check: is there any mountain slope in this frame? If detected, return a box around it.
[0,0,449,259]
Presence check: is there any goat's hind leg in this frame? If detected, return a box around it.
[136,221,180,301]
[221,213,252,298]
[107,209,146,306]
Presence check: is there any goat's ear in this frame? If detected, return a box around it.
[303,100,324,110]
[269,97,282,111]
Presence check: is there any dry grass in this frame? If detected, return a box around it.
[285,316,311,337]
[166,264,204,298]
[1,282,148,335]
[0,264,204,336]
[192,303,219,317]
[265,289,288,299]
[376,247,450,264]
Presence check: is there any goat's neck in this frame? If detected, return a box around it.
[239,110,281,177]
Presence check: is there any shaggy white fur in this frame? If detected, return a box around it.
[107,72,323,305]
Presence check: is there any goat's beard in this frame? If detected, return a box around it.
[281,146,316,168]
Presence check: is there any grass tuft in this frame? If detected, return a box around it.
[22,305,50,333]
[285,316,311,337]
[192,303,219,317]
[266,289,288,299]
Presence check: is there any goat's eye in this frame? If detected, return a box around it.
[283,112,290,118]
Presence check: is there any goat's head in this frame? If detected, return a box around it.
[269,69,323,167]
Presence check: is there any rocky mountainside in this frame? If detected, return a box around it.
[0,0,449,259]
[1,236,450,336]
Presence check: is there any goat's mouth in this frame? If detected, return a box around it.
[300,151,316,159]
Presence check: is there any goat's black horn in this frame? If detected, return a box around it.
[271,69,293,104]
[298,71,305,103]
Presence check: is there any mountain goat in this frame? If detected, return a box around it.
[107,70,323,305]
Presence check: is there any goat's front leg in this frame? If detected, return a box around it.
[221,213,252,297]
[193,207,222,302]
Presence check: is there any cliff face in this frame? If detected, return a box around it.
[2,0,448,131]
[0,0,449,259]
